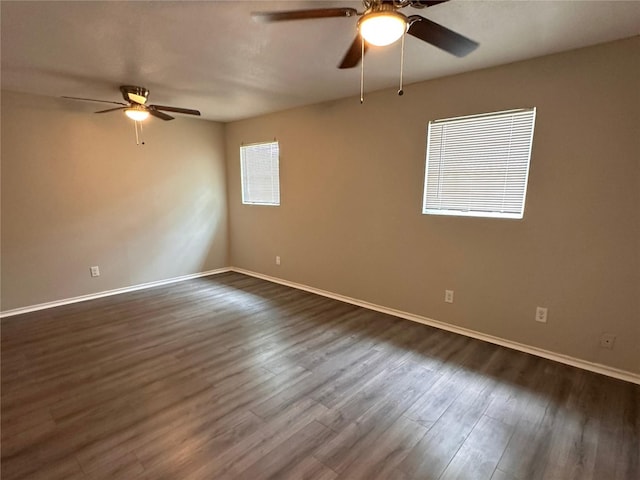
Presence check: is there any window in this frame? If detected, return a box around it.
[240,141,280,206]
[423,108,536,219]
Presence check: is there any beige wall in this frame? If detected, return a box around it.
[1,91,228,311]
[2,39,638,375]
[226,38,640,374]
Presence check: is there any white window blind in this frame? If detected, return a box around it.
[240,141,280,206]
[423,108,536,219]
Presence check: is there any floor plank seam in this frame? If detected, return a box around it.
[3,272,639,480]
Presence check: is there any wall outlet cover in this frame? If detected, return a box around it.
[445,290,454,303]
[535,306,548,323]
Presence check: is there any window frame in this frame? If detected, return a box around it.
[422,107,536,219]
[240,140,281,206]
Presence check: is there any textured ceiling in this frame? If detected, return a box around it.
[2,1,639,122]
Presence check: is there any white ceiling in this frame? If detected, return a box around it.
[2,1,639,122]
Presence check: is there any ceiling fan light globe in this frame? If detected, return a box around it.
[359,12,407,47]
[125,108,150,121]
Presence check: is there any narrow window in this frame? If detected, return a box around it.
[240,141,280,206]
[423,108,536,219]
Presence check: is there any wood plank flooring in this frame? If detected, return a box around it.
[2,272,638,479]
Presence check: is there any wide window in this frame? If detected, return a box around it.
[240,141,280,206]
[422,108,536,219]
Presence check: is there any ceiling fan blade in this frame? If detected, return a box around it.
[149,109,174,121]
[407,15,478,57]
[62,96,127,106]
[338,35,368,69]
[95,107,127,114]
[252,8,358,23]
[150,105,201,116]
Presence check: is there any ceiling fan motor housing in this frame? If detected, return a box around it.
[368,2,396,13]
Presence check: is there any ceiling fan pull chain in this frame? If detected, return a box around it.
[134,120,145,146]
[360,37,365,104]
[398,32,405,96]
[139,120,145,145]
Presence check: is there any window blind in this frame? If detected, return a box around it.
[423,108,536,219]
[240,141,280,206]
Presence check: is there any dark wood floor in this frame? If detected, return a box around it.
[1,272,638,480]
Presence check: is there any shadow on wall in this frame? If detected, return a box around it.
[1,90,228,310]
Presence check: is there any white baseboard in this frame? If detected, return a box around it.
[2,265,637,385]
[0,268,232,319]
[231,267,640,385]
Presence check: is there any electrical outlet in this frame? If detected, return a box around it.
[445,290,454,303]
[600,333,616,349]
[535,306,548,323]
[90,266,100,277]
[275,256,281,266]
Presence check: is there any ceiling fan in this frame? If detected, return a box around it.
[252,0,479,69]
[62,85,201,121]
